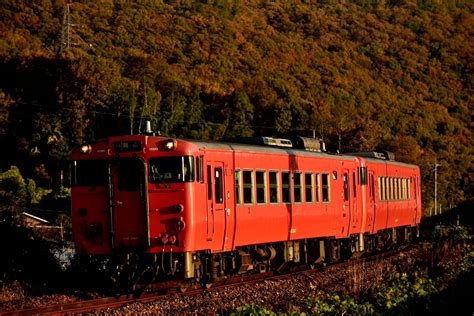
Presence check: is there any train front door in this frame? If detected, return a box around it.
[206,161,232,251]
[110,158,148,250]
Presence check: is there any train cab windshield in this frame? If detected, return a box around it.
[149,156,194,183]
[71,160,108,186]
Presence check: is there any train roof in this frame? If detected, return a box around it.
[186,139,344,159]
[183,139,417,168]
[72,135,419,169]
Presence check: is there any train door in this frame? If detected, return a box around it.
[413,175,420,223]
[343,169,351,236]
[352,170,359,230]
[368,171,376,232]
[206,164,214,241]
[206,162,229,251]
[110,158,149,249]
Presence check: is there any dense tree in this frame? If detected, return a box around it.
[0,0,472,212]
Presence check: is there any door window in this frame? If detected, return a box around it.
[215,167,223,204]
[118,159,143,192]
[343,172,349,201]
[207,165,212,200]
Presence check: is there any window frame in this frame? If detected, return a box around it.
[321,173,330,203]
[293,171,302,203]
[305,172,314,203]
[243,169,254,205]
[282,171,291,204]
[315,173,321,203]
[235,169,242,205]
[269,170,280,204]
[256,170,267,205]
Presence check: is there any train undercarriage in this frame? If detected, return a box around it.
[75,225,418,294]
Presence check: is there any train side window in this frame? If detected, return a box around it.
[394,178,397,200]
[378,176,383,201]
[400,178,404,200]
[215,167,223,204]
[282,172,291,203]
[269,171,279,204]
[386,177,390,200]
[315,173,320,202]
[403,178,408,200]
[407,178,411,199]
[322,173,330,202]
[391,177,395,200]
[294,172,302,203]
[397,178,401,200]
[196,156,204,183]
[72,160,108,186]
[383,177,387,200]
[394,178,398,200]
[389,177,394,200]
[352,171,357,198]
[256,170,266,204]
[305,173,313,203]
[207,165,212,200]
[403,178,407,200]
[360,167,368,185]
[371,174,375,198]
[235,170,241,205]
[343,172,349,201]
[401,178,404,200]
[243,170,253,204]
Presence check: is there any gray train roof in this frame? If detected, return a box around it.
[185,139,418,168]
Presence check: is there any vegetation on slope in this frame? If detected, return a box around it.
[0,0,472,210]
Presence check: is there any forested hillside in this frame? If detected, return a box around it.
[0,0,472,212]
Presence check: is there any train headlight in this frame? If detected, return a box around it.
[79,144,92,154]
[164,139,177,151]
[169,235,177,245]
[161,234,169,244]
[175,204,184,213]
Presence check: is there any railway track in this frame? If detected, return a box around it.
[1,245,412,315]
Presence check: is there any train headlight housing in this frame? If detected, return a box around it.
[164,139,177,151]
[79,144,92,154]
[175,204,184,213]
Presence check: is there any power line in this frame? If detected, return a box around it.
[7,100,305,131]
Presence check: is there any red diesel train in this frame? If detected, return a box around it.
[70,135,422,283]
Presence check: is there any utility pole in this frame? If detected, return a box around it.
[434,163,440,216]
[60,3,72,52]
[60,2,83,53]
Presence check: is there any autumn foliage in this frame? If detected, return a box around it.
[0,0,472,211]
